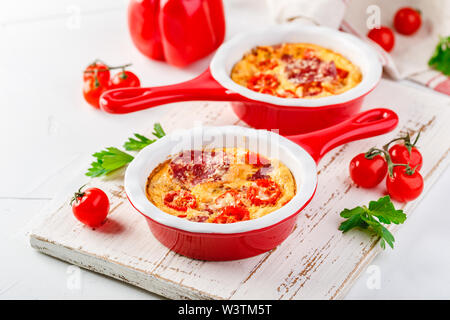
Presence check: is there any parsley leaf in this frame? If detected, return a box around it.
[428,36,450,76]
[381,225,395,249]
[124,134,155,151]
[86,147,134,177]
[367,196,406,225]
[152,123,166,139]
[86,159,108,177]
[123,123,166,151]
[338,207,367,232]
[85,123,166,177]
[338,196,406,249]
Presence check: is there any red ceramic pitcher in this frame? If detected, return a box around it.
[128,0,226,67]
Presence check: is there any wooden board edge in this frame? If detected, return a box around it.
[29,234,223,300]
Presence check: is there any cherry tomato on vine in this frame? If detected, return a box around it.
[394,7,421,35]
[213,206,250,224]
[82,60,135,108]
[386,166,424,202]
[247,179,281,206]
[389,144,423,171]
[71,186,110,228]
[367,26,395,52]
[164,190,197,212]
[109,70,141,89]
[349,153,388,188]
[83,77,109,108]
[83,61,110,86]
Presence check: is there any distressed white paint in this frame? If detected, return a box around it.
[30,79,450,299]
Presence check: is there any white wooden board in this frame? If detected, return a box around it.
[30,79,450,299]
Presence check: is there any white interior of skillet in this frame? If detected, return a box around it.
[210,24,382,107]
[124,126,317,234]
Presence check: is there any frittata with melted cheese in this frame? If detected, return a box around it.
[231,43,362,98]
[146,148,296,223]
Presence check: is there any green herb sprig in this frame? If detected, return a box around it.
[338,196,406,249]
[123,134,155,151]
[428,36,450,76]
[86,123,165,177]
[151,123,166,139]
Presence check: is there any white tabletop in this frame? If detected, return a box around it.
[0,0,449,299]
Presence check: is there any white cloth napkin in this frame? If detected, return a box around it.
[266,0,450,95]
[266,0,346,29]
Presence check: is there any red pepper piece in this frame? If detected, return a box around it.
[164,190,197,212]
[337,68,349,79]
[128,0,165,61]
[213,206,250,224]
[247,179,281,206]
[247,74,280,93]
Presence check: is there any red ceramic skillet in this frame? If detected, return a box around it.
[124,108,398,261]
[101,25,382,135]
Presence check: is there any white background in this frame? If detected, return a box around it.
[0,0,449,299]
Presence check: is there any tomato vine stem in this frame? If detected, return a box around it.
[83,63,132,74]
[70,184,87,206]
[383,130,422,154]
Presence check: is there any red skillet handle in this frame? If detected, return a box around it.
[287,108,399,163]
[99,68,242,114]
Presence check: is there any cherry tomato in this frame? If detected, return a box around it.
[82,62,111,108]
[389,144,423,171]
[367,26,395,52]
[215,190,243,208]
[71,186,110,228]
[386,166,424,202]
[83,62,110,87]
[394,7,421,35]
[83,77,109,108]
[109,70,141,89]
[349,153,388,188]
[247,179,281,206]
[213,206,250,224]
[164,190,197,212]
[247,74,279,93]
